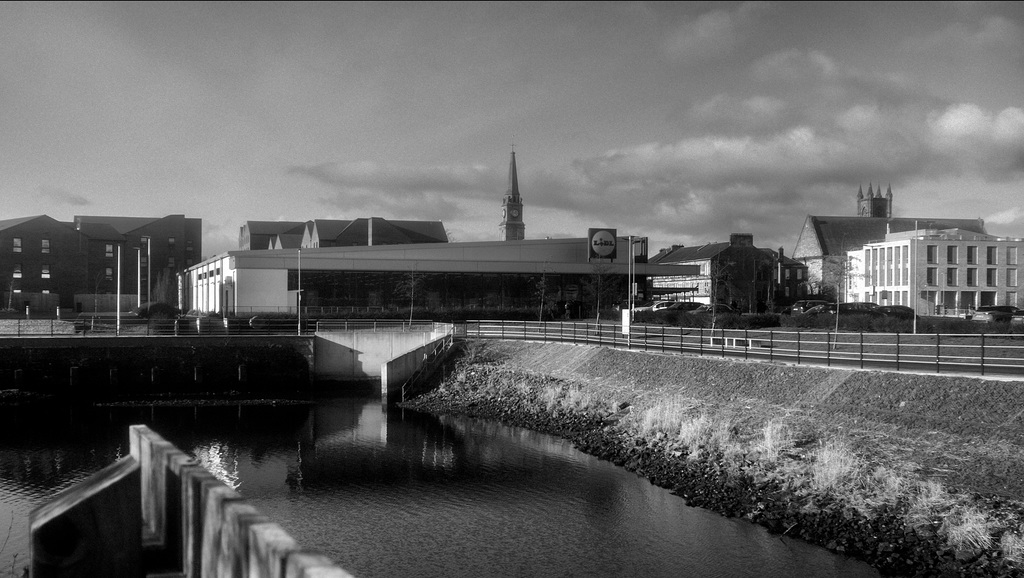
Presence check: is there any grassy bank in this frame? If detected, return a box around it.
[401,340,1024,577]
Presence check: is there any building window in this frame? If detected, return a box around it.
[967,246,977,265]
[105,267,113,280]
[168,237,176,248]
[947,246,957,264]
[41,264,50,279]
[987,246,998,265]
[796,269,803,280]
[967,268,977,287]
[41,239,50,254]
[1009,269,1018,287]
[12,264,21,278]
[186,240,194,253]
[12,237,21,253]
[946,268,957,286]
[167,257,176,268]
[926,245,937,264]
[987,269,997,287]
[926,267,937,285]
[105,244,114,258]
[1009,291,1018,307]
[1010,247,1019,266]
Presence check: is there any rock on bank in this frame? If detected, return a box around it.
[400,340,1024,577]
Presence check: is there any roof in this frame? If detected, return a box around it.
[75,222,124,241]
[805,216,987,256]
[0,215,50,231]
[74,215,163,234]
[331,218,448,246]
[650,242,730,264]
[244,221,307,236]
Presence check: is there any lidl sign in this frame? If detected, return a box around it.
[588,228,617,260]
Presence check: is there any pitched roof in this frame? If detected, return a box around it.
[650,242,730,264]
[807,216,987,256]
[0,215,50,231]
[74,215,164,234]
[75,222,124,241]
[244,221,307,236]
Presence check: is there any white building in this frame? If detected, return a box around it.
[846,228,1023,316]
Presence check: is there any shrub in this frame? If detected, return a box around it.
[135,302,180,319]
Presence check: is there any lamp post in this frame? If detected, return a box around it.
[136,246,142,309]
[140,236,151,305]
[116,244,121,336]
[297,248,302,335]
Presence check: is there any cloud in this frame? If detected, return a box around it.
[287,162,500,221]
[662,2,770,63]
[985,206,1024,226]
[38,186,90,206]
[927,104,1024,175]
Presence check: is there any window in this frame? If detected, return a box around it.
[967,268,977,287]
[168,237,176,248]
[12,237,21,253]
[105,267,113,280]
[987,269,997,287]
[1009,291,1018,307]
[12,264,21,278]
[105,244,114,258]
[947,246,958,264]
[41,264,50,279]
[987,246,998,265]
[967,246,977,265]
[926,245,937,264]
[797,269,803,280]
[1009,269,1018,287]
[946,268,958,286]
[186,240,194,253]
[926,267,937,285]
[41,239,50,254]
[1010,247,1019,266]
[167,257,176,268]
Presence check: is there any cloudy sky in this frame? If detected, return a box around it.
[2,1,1022,258]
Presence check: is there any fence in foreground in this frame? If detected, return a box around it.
[459,320,1024,378]
[30,425,352,577]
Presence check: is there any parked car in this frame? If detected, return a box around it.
[694,303,740,314]
[1012,311,1024,326]
[805,302,882,316]
[970,305,1020,323]
[665,301,703,312]
[634,300,676,313]
[787,300,832,315]
[876,305,917,320]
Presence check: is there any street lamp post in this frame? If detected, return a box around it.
[297,248,302,335]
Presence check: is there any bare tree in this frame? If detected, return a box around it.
[581,262,621,323]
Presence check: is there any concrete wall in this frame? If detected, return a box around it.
[380,336,449,402]
[314,328,448,380]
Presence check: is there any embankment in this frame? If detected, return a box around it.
[400,340,1024,577]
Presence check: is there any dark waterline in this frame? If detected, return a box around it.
[0,396,880,578]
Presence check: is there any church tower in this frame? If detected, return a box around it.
[499,147,525,241]
[856,183,893,217]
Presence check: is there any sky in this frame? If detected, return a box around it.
[2,1,1023,259]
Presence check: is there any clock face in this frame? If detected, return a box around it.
[511,209,520,218]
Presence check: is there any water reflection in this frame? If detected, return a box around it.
[0,396,880,578]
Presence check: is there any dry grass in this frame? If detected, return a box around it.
[754,418,793,464]
[906,480,955,531]
[941,506,995,552]
[810,440,859,491]
[1000,527,1024,565]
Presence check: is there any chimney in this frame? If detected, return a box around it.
[729,233,754,247]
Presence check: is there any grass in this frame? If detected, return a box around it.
[440,340,1024,571]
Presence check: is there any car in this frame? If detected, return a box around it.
[788,300,832,315]
[633,300,676,313]
[665,301,703,312]
[971,305,1020,323]
[876,305,917,320]
[694,303,740,314]
[1012,311,1024,326]
[805,302,881,316]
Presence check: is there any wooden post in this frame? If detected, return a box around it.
[30,457,142,577]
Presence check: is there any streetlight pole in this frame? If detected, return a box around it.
[116,244,121,336]
[297,248,302,335]
[136,246,142,309]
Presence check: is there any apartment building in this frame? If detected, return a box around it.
[846,228,1023,315]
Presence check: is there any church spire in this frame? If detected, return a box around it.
[499,145,525,241]
[507,147,519,198]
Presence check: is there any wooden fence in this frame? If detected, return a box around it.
[29,425,354,578]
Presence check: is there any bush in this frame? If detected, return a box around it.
[135,302,180,319]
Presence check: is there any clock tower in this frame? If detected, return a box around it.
[499,147,525,241]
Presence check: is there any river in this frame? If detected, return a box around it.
[0,394,880,577]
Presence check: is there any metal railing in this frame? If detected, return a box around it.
[0,316,446,337]
[458,320,1024,378]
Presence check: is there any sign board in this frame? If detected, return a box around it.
[588,228,617,260]
[621,309,630,335]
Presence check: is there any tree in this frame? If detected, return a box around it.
[580,262,622,323]
[707,256,735,330]
[152,270,177,304]
[395,269,426,322]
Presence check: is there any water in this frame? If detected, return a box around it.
[0,396,880,578]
